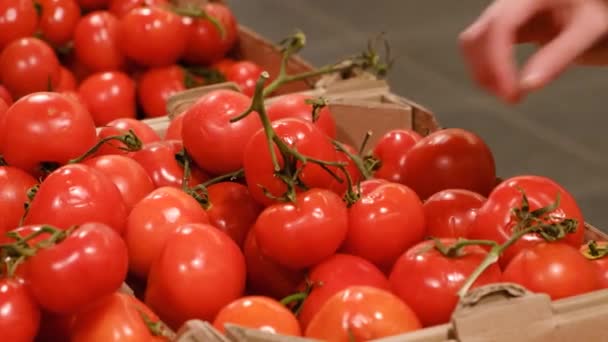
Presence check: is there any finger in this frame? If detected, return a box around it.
[520,2,608,91]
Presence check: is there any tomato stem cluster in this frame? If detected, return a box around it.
[170,5,226,39]
[69,129,143,164]
[138,309,176,340]
[582,240,608,260]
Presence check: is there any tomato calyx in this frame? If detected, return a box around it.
[430,238,498,258]
[137,308,175,340]
[280,278,321,316]
[170,5,226,38]
[581,240,608,260]
[69,129,143,164]
[185,169,245,210]
[19,184,40,226]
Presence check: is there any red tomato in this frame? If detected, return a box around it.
[329,143,362,195]
[25,222,128,314]
[70,292,165,342]
[305,286,422,341]
[83,155,155,210]
[181,89,262,175]
[372,129,422,183]
[243,118,338,207]
[423,189,486,239]
[77,0,109,10]
[137,65,186,118]
[56,66,78,92]
[0,278,40,342]
[119,6,188,67]
[0,85,13,105]
[0,0,38,50]
[0,38,61,99]
[0,166,37,233]
[389,238,502,327]
[0,97,8,153]
[267,94,337,139]
[78,71,137,125]
[182,3,238,65]
[24,164,129,235]
[468,175,585,268]
[125,186,209,278]
[145,223,246,329]
[255,189,348,269]
[401,128,496,200]
[38,0,81,46]
[109,0,168,18]
[131,140,207,189]
[213,296,301,336]
[74,11,126,72]
[503,242,600,300]
[94,117,161,157]
[164,111,184,140]
[342,183,425,270]
[225,61,264,97]
[298,254,392,331]
[2,92,97,174]
[207,182,262,248]
[357,178,389,196]
[212,58,236,76]
[580,241,608,288]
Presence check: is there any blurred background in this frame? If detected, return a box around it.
[227,0,608,229]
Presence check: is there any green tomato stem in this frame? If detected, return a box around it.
[68,129,143,164]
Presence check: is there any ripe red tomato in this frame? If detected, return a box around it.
[0,98,9,152]
[468,175,585,268]
[94,117,161,157]
[109,0,168,18]
[25,222,128,315]
[0,38,61,99]
[267,94,337,139]
[164,111,185,140]
[145,223,246,329]
[503,242,600,299]
[70,292,165,342]
[0,166,37,233]
[56,66,78,92]
[182,3,238,65]
[357,178,389,196]
[372,129,422,183]
[78,71,137,125]
[305,286,422,341]
[38,0,81,47]
[119,6,188,67]
[225,61,264,97]
[73,11,126,72]
[243,228,305,299]
[24,164,129,234]
[125,186,209,278]
[255,189,348,269]
[182,89,262,175]
[137,65,186,118]
[243,118,338,206]
[212,58,236,76]
[0,85,13,105]
[2,92,97,174]
[342,183,425,270]
[131,140,207,189]
[77,0,109,10]
[401,128,496,200]
[298,254,392,331]
[213,296,301,336]
[423,189,486,239]
[0,0,38,50]
[329,143,362,195]
[580,241,608,288]
[389,238,502,327]
[0,278,40,342]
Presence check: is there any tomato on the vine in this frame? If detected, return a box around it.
[38,0,81,47]
[0,0,38,50]
[372,129,422,183]
[109,0,168,18]
[78,71,137,125]
[329,143,362,195]
[580,241,608,288]
[74,11,126,72]
[0,166,37,233]
[212,58,236,76]
[267,94,337,139]
[0,278,40,342]
[137,65,186,118]
[225,61,264,97]
[423,189,486,239]
[94,117,161,157]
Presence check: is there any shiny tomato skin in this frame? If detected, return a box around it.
[0,278,41,342]
[182,3,238,65]
[468,175,585,268]
[401,128,496,200]
[94,117,161,157]
[78,71,137,125]
[0,166,37,233]
[389,238,502,327]
[0,0,38,50]
[0,98,9,153]
[74,11,126,72]
[372,129,422,183]
[503,242,600,300]
[25,222,129,315]
[357,178,389,196]
[24,164,129,235]
[164,111,185,140]
[145,223,246,329]
[119,6,188,67]
[298,254,392,331]
[137,65,185,118]
[125,186,209,278]
[305,286,422,341]
[38,0,81,46]
[212,58,236,76]
[423,189,486,239]
[255,189,348,269]
[243,118,338,207]
[225,61,264,97]
[70,292,165,342]
[213,296,301,336]
[342,183,426,270]
[56,66,78,92]
[109,0,168,18]
[0,37,61,99]
[2,92,97,173]
[0,85,13,105]
[181,89,262,175]
[267,94,337,139]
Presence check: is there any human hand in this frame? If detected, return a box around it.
[459,0,608,103]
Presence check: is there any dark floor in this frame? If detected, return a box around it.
[227,0,608,230]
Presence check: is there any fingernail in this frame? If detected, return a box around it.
[520,71,543,91]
